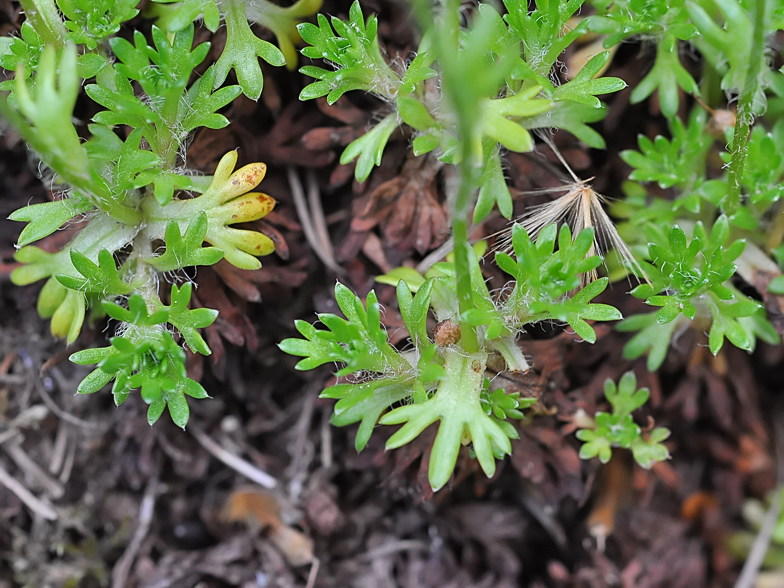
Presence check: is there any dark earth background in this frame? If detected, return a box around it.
[2,0,784,586]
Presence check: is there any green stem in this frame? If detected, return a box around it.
[71,172,142,226]
[101,201,143,227]
[18,0,66,46]
[724,0,766,216]
[451,173,479,353]
[158,83,187,168]
[699,58,722,109]
[84,179,143,226]
[157,115,179,170]
[436,0,480,353]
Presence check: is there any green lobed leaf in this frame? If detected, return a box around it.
[575,370,669,468]
[10,198,92,248]
[167,282,219,356]
[214,0,286,100]
[340,113,398,182]
[146,213,225,272]
[55,249,132,296]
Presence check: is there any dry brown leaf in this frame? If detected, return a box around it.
[679,491,718,521]
[301,125,363,150]
[223,487,314,567]
[586,452,633,552]
[194,268,258,350]
[351,151,447,254]
[315,95,368,125]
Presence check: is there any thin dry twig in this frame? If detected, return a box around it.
[287,166,344,274]
[734,413,784,588]
[0,374,26,385]
[112,464,159,588]
[247,395,305,436]
[307,169,337,266]
[357,539,430,561]
[0,462,57,520]
[286,390,317,501]
[416,236,454,275]
[320,406,333,470]
[58,436,75,484]
[33,375,102,429]
[9,405,49,429]
[18,351,102,430]
[0,429,19,445]
[0,353,16,375]
[48,421,69,476]
[3,441,65,499]
[190,425,277,489]
[735,488,783,588]
[305,558,320,588]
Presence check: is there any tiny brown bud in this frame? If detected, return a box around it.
[433,319,461,347]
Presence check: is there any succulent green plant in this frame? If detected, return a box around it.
[282,0,784,490]
[281,224,623,490]
[0,0,323,426]
[575,371,670,469]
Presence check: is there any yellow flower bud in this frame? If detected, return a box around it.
[37,277,67,318]
[49,290,85,344]
[219,193,276,224]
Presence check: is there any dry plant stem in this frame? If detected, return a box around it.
[0,374,27,385]
[287,166,344,274]
[58,436,75,484]
[48,421,68,475]
[766,199,784,250]
[518,487,568,550]
[31,373,102,429]
[2,441,64,498]
[246,396,305,435]
[417,236,455,274]
[286,388,317,501]
[0,353,16,375]
[735,409,784,588]
[19,350,102,429]
[320,406,333,469]
[725,0,767,216]
[305,558,320,588]
[190,425,277,489]
[735,487,783,588]
[0,430,19,445]
[112,466,158,588]
[357,539,430,561]
[539,132,580,184]
[0,462,57,520]
[306,169,337,267]
[10,405,49,429]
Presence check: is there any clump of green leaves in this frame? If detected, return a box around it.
[70,286,214,426]
[281,224,622,490]
[586,0,699,118]
[606,0,784,370]
[0,0,316,426]
[148,0,323,98]
[575,371,670,469]
[283,0,784,493]
[297,0,626,221]
[618,217,775,370]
